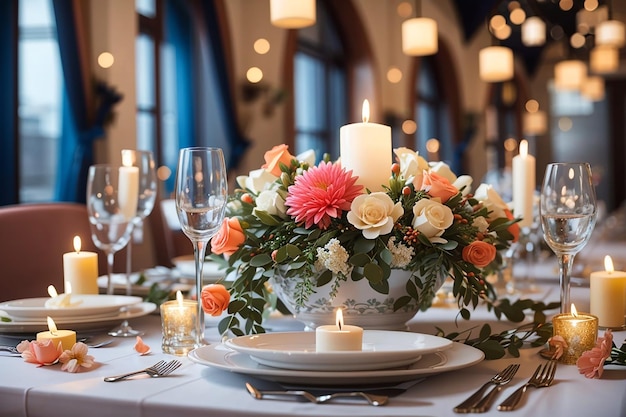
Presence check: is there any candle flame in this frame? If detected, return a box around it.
[361,99,370,123]
[519,139,528,157]
[176,290,183,307]
[604,255,614,273]
[47,285,58,298]
[73,236,81,253]
[335,309,344,330]
[568,167,575,179]
[571,303,578,317]
[122,149,134,167]
[46,316,58,335]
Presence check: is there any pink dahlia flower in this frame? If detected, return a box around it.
[286,162,363,230]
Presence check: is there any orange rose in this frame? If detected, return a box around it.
[505,209,520,243]
[210,217,245,256]
[262,144,294,176]
[421,171,459,203]
[201,284,230,316]
[462,241,497,268]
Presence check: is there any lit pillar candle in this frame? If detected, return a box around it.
[36,316,76,351]
[512,139,535,228]
[118,152,139,220]
[160,290,198,355]
[63,236,98,295]
[590,255,626,329]
[552,304,598,365]
[315,309,363,352]
[340,100,392,192]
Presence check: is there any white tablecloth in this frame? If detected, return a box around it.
[1,285,625,417]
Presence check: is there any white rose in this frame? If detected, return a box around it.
[254,189,287,218]
[453,175,473,196]
[474,184,508,221]
[236,168,278,195]
[472,216,490,233]
[393,147,428,184]
[412,198,454,243]
[296,149,316,166]
[347,192,404,239]
[429,161,457,184]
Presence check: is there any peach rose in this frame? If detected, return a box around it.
[17,339,63,366]
[262,144,294,177]
[201,284,231,316]
[505,209,520,243]
[347,192,403,239]
[421,171,459,203]
[462,241,497,268]
[211,217,246,256]
[548,335,568,360]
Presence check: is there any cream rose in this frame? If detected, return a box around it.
[393,147,429,184]
[474,184,509,221]
[236,168,278,194]
[255,189,287,218]
[347,192,403,239]
[429,161,457,183]
[453,175,473,196]
[412,198,454,243]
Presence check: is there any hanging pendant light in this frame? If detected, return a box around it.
[270,0,316,29]
[523,110,547,136]
[479,46,514,82]
[554,60,587,91]
[581,76,605,101]
[590,45,619,73]
[402,17,438,56]
[595,20,625,48]
[521,16,546,46]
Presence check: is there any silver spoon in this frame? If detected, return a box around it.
[245,382,388,406]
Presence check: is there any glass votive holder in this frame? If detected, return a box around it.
[160,299,198,356]
[552,312,598,365]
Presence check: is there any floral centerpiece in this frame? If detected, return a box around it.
[209,144,539,338]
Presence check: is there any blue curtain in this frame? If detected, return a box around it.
[0,1,18,206]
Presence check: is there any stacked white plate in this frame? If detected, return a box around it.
[188,330,484,385]
[0,295,156,332]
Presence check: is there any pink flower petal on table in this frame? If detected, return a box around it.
[134,336,151,355]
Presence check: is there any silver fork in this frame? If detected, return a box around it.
[453,364,521,413]
[497,360,557,411]
[104,359,182,382]
[245,382,388,406]
[471,363,520,412]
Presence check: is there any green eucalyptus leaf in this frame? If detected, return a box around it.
[249,253,273,267]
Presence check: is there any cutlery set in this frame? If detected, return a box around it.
[454,360,557,413]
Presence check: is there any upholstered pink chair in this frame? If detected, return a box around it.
[0,203,120,302]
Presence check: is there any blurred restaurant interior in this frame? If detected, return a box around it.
[1,0,626,270]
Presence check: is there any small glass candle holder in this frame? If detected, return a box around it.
[160,297,198,356]
[552,309,598,365]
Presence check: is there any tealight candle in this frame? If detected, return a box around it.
[160,291,198,355]
[590,255,626,329]
[36,316,76,351]
[315,309,363,352]
[552,304,598,365]
[339,99,392,193]
[63,236,98,294]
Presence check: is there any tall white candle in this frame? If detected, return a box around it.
[512,140,535,228]
[590,255,626,329]
[315,309,363,352]
[339,100,392,192]
[118,153,139,220]
[63,236,98,294]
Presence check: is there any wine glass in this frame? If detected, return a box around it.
[175,147,228,347]
[86,165,136,296]
[540,162,597,313]
[121,149,157,296]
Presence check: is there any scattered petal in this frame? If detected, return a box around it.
[134,336,151,355]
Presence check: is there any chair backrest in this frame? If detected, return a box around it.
[0,203,112,302]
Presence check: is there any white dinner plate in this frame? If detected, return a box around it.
[188,341,484,385]
[172,256,228,282]
[96,271,193,296]
[0,294,143,321]
[0,302,156,333]
[225,330,453,371]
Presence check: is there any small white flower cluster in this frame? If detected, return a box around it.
[316,238,351,277]
[387,236,415,268]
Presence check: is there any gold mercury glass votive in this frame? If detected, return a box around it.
[160,298,198,356]
[552,312,598,365]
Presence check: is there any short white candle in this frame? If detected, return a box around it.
[63,236,98,294]
[315,309,363,352]
[590,255,626,329]
[118,153,139,220]
[512,140,535,228]
[339,100,392,192]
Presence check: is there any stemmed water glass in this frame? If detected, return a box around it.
[121,149,157,296]
[540,162,597,313]
[86,165,136,296]
[175,147,227,347]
